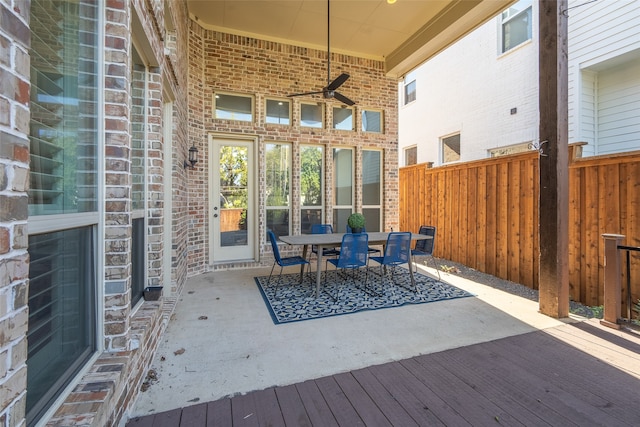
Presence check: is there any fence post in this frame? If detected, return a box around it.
[601,233,625,329]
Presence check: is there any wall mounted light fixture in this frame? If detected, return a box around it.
[184,145,199,169]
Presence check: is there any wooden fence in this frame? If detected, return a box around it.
[399,149,640,310]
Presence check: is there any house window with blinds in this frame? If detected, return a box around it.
[27,1,99,424]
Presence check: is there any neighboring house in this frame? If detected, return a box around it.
[399,0,640,166]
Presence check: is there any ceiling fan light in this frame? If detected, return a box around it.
[387,0,397,4]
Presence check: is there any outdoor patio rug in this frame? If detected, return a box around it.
[255,269,474,324]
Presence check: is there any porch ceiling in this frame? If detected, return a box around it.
[187,0,514,78]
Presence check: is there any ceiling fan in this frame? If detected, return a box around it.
[287,0,355,106]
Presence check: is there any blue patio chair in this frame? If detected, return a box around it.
[346,225,381,256]
[267,230,309,299]
[324,233,370,300]
[411,225,441,281]
[369,232,415,292]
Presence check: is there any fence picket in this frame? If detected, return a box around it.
[399,150,640,309]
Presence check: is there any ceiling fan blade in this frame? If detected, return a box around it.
[333,91,355,106]
[287,90,325,97]
[326,73,349,91]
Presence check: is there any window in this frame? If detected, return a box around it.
[28,0,99,424]
[332,148,354,232]
[214,92,253,122]
[489,142,532,157]
[131,45,147,306]
[265,143,291,239]
[404,146,417,166]
[300,145,324,234]
[333,106,354,131]
[265,98,291,125]
[501,0,532,53]
[300,102,323,128]
[362,150,382,232]
[362,109,383,133]
[442,134,461,163]
[404,80,416,105]
[28,227,97,425]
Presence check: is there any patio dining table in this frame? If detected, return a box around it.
[279,232,432,297]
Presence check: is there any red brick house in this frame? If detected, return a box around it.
[1,1,565,425]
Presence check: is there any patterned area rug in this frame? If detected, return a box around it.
[255,269,474,324]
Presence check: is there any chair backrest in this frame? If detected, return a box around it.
[267,230,282,263]
[346,225,367,233]
[415,225,436,255]
[383,232,412,264]
[337,233,369,268]
[312,224,333,234]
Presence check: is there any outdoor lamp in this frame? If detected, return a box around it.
[184,144,199,169]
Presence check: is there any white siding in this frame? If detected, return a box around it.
[596,58,640,154]
[398,4,539,166]
[578,71,597,155]
[568,0,640,156]
[399,0,640,163]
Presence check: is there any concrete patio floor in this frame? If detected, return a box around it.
[129,264,579,419]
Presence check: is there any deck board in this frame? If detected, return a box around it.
[332,372,392,426]
[179,402,207,427]
[349,367,421,427]
[126,324,640,427]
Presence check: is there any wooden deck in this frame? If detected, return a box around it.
[127,321,640,426]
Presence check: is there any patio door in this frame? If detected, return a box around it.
[210,137,255,262]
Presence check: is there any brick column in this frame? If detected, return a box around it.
[0,2,30,424]
[104,0,133,351]
[601,233,625,329]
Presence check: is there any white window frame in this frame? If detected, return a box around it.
[332,106,354,131]
[404,79,416,105]
[441,133,461,164]
[404,145,417,166]
[332,147,355,232]
[214,91,255,122]
[361,108,384,133]
[362,149,383,232]
[265,97,291,126]
[299,144,325,234]
[265,142,292,238]
[300,102,324,128]
[500,0,533,54]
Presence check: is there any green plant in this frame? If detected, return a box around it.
[347,212,366,230]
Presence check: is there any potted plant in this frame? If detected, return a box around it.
[347,212,366,233]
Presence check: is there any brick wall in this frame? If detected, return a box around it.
[0,0,30,424]
[187,28,400,271]
[45,0,192,425]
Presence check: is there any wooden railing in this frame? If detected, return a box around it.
[399,148,640,309]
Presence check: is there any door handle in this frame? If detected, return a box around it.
[213,213,218,218]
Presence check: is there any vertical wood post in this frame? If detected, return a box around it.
[601,234,625,329]
[538,0,569,318]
